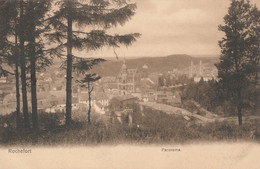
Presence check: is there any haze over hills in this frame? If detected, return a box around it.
[101,54,219,60]
[90,54,219,77]
[49,54,219,77]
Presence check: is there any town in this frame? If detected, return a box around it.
[0,0,259,168]
[0,54,219,126]
[0,0,259,147]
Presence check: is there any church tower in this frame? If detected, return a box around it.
[117,57,138,95]
[118,58,127,95]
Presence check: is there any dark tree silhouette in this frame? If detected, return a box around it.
[23,0,52,130]
[216,0,260,125]
[0,0,22,129]
[0,0,55,130]
[46,0,140,126]
[77,73,101,124]
[18,0,31,129]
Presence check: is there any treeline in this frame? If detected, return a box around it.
[0,0,140,131]
[216,0,259,125]
[181,77,259,117]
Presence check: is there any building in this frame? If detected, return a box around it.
[194,76,214,83]
[94,92,109,108]
[141,92,156,102]
[0,77,7,83]
[109,94,138,110]
[155,91,181,106]
[117,60,140,95]
[189,60,217,83]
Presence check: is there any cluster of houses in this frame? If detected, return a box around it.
[189,60,218,83]
[0,60,183,117]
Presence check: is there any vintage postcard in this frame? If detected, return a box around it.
[0,0,259,168]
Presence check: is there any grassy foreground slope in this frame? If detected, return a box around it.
[0,110,259,146]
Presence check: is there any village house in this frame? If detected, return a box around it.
[155,91,181,106]
[194,76,214,83]
[45,91,79,113]
[0,76,7,83]
[109,94,138,110]
[141,92,156,102]
[78,91,109,114]
[78,92,89,104]
[94,92,109,108]
[104,88,120,100]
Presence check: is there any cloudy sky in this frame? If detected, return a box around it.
[82,0,259,58]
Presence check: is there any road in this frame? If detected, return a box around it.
[139,102,215,123]
[139,102,260,124]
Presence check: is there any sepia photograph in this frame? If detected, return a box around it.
[0,0,259,168]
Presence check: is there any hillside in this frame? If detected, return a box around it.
[90,54,219,76]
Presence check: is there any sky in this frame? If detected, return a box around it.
[79,0,260,58]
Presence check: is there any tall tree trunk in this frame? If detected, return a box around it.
[237,89,242,126]
[30,36,38,130]
[19,0,30,129]
[88,82,91,124]
[15,33,21,130]
[65,14,72,126]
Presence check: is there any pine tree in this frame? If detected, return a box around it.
[46,0,140,126]
[216,0,260,125]
[77,73,101,124]
[18,0,31,129]
[0,0,22,129]
[23,0,52,130]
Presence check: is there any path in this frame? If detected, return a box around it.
[139,102,215,123]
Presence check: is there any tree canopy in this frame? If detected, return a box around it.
[216,0,260,125]
[45,0,140,125]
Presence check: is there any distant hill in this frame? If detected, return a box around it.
[90,54,219,77]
